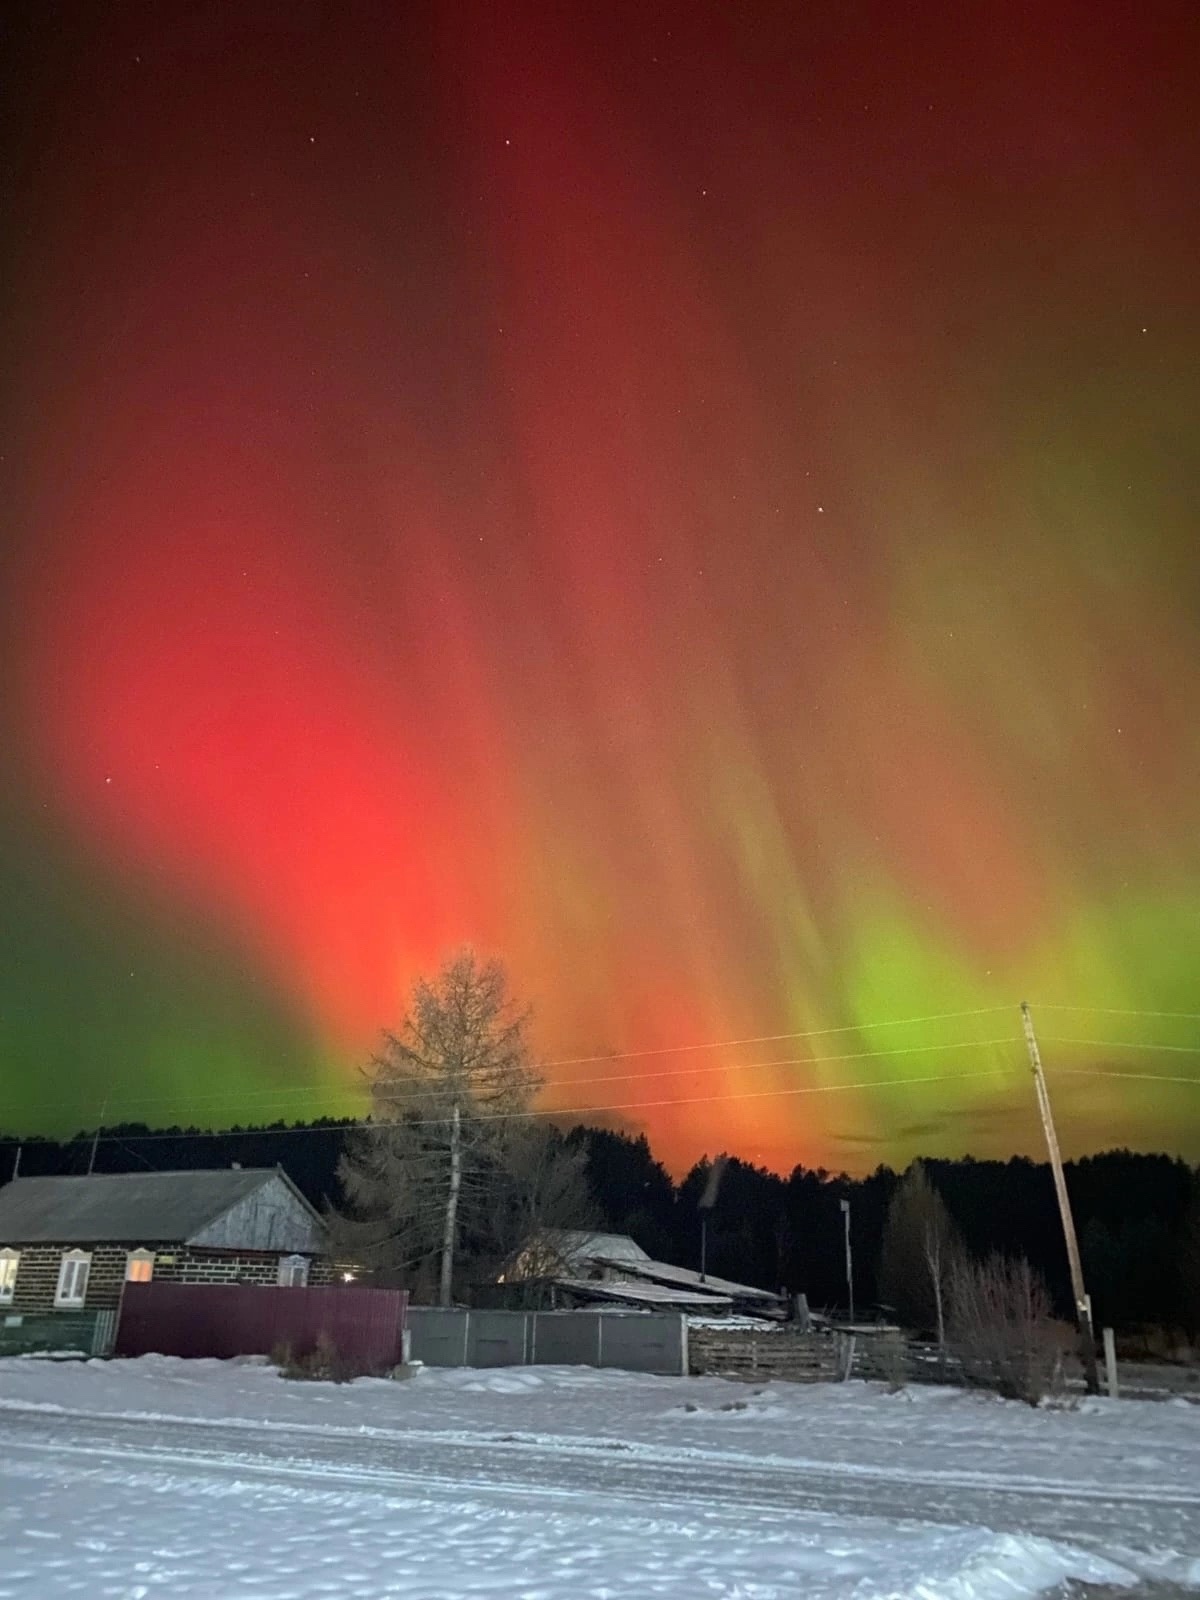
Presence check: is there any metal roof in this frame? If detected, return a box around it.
[542,1230,651,1265]
[593,1254,781,1303]
[558,1278,734,1310]
[0,1168,316,1245]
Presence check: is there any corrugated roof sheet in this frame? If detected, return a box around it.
[0,1169,295,1245]
[558,1278,733,1309]
[594,1254,781,1303]
[544,1230,651,1265]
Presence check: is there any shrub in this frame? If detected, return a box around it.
[948,1253,1068,1406]
[273,1330,383,1383]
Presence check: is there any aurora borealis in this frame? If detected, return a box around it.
[3,1,1198,1175]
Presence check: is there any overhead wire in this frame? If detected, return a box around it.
[1040,1036,1200,1057]
[2,1010,1025,1120]
[1027,1004,1200,1022]
[68,1035,1023,1123]
[1047,1067,1200,1089]
[3,1065,1017,1146]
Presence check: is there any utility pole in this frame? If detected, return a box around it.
[697,1153,727,1286]
[840,1197,855,1323]
[87,1096,109,1177]
[1020,1002,1100,1394]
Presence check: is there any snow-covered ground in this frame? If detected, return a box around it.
[0,1355,1196,1599]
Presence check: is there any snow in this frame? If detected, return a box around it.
[0,1355,1197,1599]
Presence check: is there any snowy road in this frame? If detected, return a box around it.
[3,1402,1198,1557]
[1,1358,1196,1598]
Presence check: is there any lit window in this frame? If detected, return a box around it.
[277,1254,309,1288]
[55,1250,92,1308]
[125,1249,155,1283]
[0,1249,19,1304]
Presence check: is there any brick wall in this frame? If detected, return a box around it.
[8,1244,128,1313]
[5,1242,336,1312]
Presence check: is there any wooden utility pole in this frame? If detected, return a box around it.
[1020,1002,1100,1394]
[840,1197,855,1323]
[87,1097,108,1177]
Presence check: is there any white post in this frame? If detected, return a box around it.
[1103,1327,1119,1399]
[840,1198,854,1323]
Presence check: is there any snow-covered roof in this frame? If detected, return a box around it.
[0,1168,323,1246]
[540,1230,651,1267]
[592,1255,781,1304]
[558,1278,734,1310]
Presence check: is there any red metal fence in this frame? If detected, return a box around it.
[116,1282,408,1369]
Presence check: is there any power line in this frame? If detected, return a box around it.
[540,1005,1016,1068]
[12,1065,1014,1147]
[3,1022,1025,1122]
[1029,1004,1200,1022]
[1,1036,1023,1126]
[1048,1067,1200,1089]
[1041,1036,1200,1056]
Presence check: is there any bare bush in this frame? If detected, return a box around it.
[274,1330,382,1383]
[948,1253,1067,1405]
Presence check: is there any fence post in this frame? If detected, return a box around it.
[679,1314,689,1377]
[462,1309,470,1367]
[1103,1327,1119,1399]
[837,1333,856,1381]
[596,1315,604,1368]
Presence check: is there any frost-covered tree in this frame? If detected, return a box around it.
[335,951,591,1303]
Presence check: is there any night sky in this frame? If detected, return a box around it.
[3,1,1199,1174]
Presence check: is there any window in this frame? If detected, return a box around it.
[55,1250,91,1308]
[0,1249,19,1304]
[277,1254,309,1288]
[125,1249,155,1283]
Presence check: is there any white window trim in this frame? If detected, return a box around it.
[125,1248,156,1283]
[55,1249,92,1308]
[0,1248,19,1304]
[277,1253,309,1288]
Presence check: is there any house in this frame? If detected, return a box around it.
[488,1229,783,1318]
[0,1167,333,1315]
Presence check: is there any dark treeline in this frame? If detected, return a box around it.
[3,1121,1196,1332]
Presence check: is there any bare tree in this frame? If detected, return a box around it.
[491,1124,598,1279]
[879,1162,963,1346]
[336,951,540,1304]
[948,1252,1067,1405]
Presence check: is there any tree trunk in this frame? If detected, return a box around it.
[439,1103,462,1306]
[925,1225,946,1351]
[933,1265,945,1350]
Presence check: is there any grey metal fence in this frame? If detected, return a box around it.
[406,1307,687,1376]
[0,1308,116,1358]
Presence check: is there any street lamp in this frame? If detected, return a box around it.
[839,1198,854,1324]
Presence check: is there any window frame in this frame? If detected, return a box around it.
[0,1248,19,1304]
[125,1248,156,1284]
[55,1249,92,1308]
[277,1253,309,1288]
